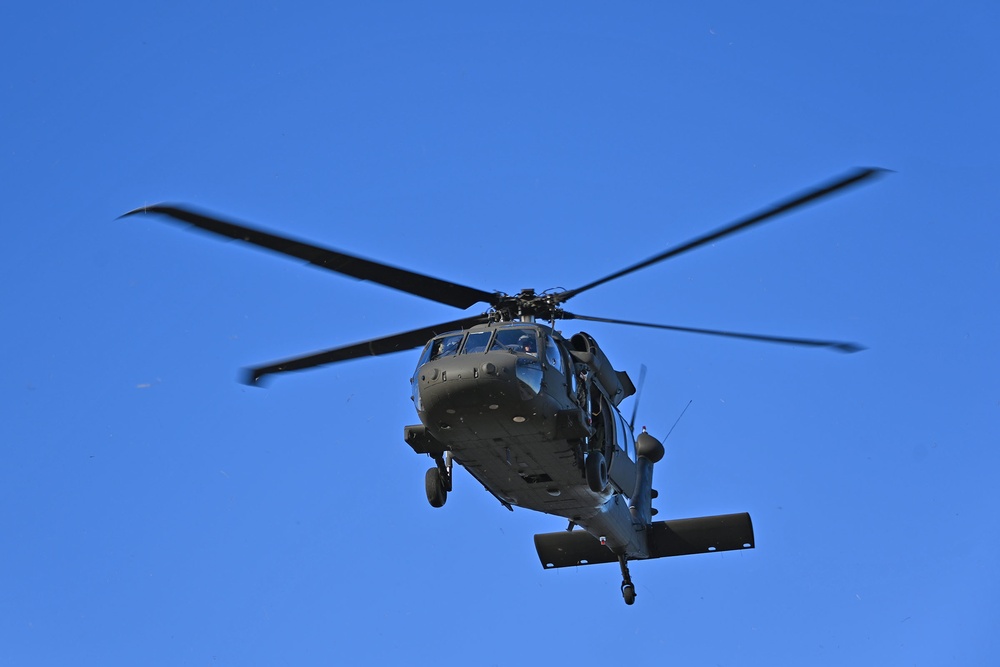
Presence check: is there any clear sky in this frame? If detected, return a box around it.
[2,2,998,665]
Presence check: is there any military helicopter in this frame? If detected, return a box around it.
[123,167,883,605]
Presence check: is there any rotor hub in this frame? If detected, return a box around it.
[490,289,566,323]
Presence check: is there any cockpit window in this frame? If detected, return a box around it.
[415,341,434,367]
[462,330,492,354]
[545,335,564,373]
[429,333,464,360]
[490,328,538,356]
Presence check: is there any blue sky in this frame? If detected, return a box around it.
[2,2,998,665]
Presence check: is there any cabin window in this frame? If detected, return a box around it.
[490,328,538,356]
[516,357,543,396]
[616,411,635,461]
[430,333,464,360]
[462,330,492,354]
[544,335,563,373]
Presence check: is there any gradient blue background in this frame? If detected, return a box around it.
[2,2,997,664]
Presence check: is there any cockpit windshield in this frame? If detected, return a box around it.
[490,328,538,356]
[429,333,463,361]
[417,327,543,368]
[462,330,492,354]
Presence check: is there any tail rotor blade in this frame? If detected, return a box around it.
[629,364,648,431]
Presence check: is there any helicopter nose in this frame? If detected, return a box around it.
[416,354,522,420]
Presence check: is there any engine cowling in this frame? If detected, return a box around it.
[568,332,635,406]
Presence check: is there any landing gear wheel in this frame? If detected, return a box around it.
[585,451,608,493]
[425,467,447,508]
[618,555,636,605]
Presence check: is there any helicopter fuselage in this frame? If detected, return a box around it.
[125,168,886,603]
[405,320,645,553]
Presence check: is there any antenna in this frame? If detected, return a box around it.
[664,400,693,441]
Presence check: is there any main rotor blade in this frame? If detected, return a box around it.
[121,204,497,310]
[557,167,886,303]
[244,314,491,385]
[561,312,864,353]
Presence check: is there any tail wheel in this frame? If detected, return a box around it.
[585,451,608,493]
[425,467,447,507]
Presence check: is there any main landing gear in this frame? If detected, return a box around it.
[425,452,453,508]
[618,555,636,605]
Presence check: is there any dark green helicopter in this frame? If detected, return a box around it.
[124,167,883,605]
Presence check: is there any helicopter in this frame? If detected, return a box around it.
[123,167,884,605]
